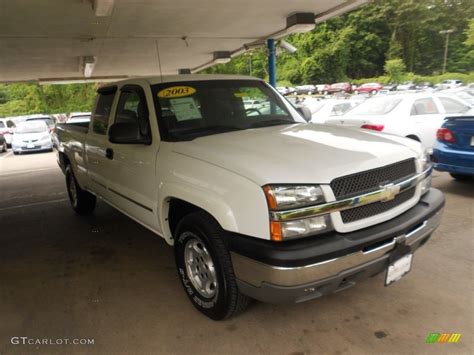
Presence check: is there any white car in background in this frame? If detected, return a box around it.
[437,79,463,90]
[325,93,472,152]
[303,99,360,123]
[440,88,474,107]
[12,121,53,154]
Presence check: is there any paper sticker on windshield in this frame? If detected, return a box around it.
[170,97,202,121]
[158,86,196,98]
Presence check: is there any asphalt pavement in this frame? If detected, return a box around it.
[0,151,472,355]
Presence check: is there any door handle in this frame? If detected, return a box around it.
[105,148,114,160]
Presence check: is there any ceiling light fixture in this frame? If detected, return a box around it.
[213,51,232,64]
[82,56,97,78]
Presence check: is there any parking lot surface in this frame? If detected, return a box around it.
[0,151,472,355]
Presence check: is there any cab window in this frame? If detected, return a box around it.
[115,86,151,139]
[92,88,116,135]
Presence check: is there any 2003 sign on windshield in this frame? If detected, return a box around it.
[158,86,196,98]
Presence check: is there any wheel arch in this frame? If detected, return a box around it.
[158,187,240,245]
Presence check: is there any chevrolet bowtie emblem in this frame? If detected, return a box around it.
[379,183,400,202]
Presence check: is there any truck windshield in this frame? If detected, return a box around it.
[151,80,296,141]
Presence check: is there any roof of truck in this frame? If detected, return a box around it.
[103,74,261,87]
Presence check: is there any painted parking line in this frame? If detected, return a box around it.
[0,167,58,177]
[0,151,13,160]
[0,198,69,212]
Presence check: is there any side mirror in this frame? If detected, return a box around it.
[297,106,312,122]
[108,122,151,145]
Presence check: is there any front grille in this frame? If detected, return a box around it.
[340,187,416,223]
[331,159,416,199]
[331,159,417,223]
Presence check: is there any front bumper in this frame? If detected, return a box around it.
[229,188,444,303]
[12,142,53,153]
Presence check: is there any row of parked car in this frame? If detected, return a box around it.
[288,88,473,180]
[279,79,469,96]
[0,112,91,154]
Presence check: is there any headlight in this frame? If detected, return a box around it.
[40,133,51,141]
[263,185,325,210]
[263,185,333,241]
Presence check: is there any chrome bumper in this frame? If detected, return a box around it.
[232,209,443,288]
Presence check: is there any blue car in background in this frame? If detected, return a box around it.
[433,116,474,180]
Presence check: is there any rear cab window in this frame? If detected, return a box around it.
[92,87,117,135]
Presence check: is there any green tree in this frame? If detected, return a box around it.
[384,58,406,82]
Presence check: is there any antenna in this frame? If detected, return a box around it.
[155,40,164,82]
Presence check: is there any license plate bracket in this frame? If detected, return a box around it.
[385,253,413,286]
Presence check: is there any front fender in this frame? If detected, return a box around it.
[157,153,270,244]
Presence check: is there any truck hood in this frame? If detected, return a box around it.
[171,124,422,185]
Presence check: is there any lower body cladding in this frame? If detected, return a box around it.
[229,188,445,303]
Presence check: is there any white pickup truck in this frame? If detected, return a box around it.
[57,75,444,320]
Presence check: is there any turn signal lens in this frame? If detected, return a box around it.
[270,221,283,242]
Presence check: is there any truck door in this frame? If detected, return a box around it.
[85,86,117,199]
[105,83,160,231]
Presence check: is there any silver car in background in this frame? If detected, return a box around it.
[12,121,53,155]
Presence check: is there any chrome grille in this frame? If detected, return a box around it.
[340,187,416,223]
[331,159,417,223]
[331,159,416,199]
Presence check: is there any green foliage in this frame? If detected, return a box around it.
[204,0,474,84]
[0,83,97,118]
[384,58,406,82]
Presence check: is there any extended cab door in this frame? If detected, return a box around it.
[85,86,117,198]
[105,83,160,231]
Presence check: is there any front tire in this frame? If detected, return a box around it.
[174,211,250,320]
[65,165,96,214]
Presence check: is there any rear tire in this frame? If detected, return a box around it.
[1,141,6,152]
[65,165,96,214]
[174,211,250,320]
[450,173,471,181]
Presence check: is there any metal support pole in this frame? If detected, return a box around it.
[440,29,454,74]
[267,39,276,87]
[442,32,450,74]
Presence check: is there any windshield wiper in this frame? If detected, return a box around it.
[247,119,295,128]
[169,125,244,141]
